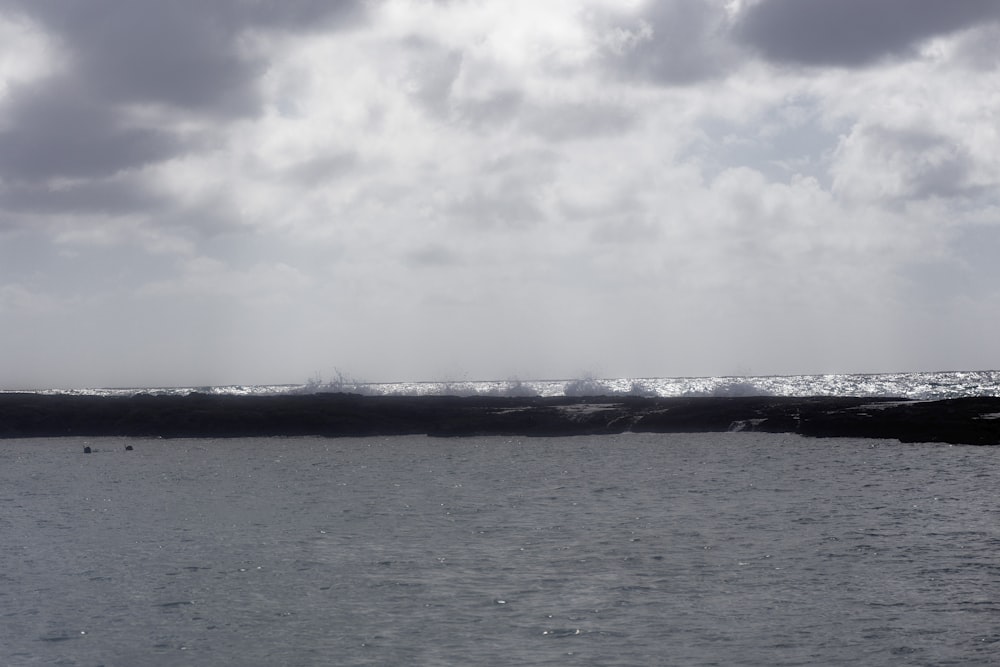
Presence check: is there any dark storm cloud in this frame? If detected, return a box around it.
[3,0,365,113]
[736,0,1000,67]
[0,176,163,217]
[601,0,736,85]
[0,78,177,182]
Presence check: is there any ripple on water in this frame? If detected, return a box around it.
[2,433,998,666]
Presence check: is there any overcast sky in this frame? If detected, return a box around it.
[1,0,999,389]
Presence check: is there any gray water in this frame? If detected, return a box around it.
[2,433,998,666]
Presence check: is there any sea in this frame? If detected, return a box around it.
[3,371,999,666]
[11,368,1000,400]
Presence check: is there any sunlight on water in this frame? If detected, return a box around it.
[10,369,1000,400]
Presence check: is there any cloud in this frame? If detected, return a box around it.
[0,0,367,187]
[0,174,163,217]
[521,101,635,141]
[0,77,178,182]
[0,0,369,247]
[444,150,558,230]
[279,151,359,187]
[599,0,739,85]
[736,0,1000,67]
[950,22,1000,71]
[405,244,462,268]
[400,37,464,119]
[3,0,366,112]
[831,125,981,202]
[0,11,59,95]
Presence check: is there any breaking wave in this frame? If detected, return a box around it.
[20,369,999,400]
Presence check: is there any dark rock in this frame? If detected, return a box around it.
[0,393,997,445]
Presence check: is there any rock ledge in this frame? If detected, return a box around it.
[2,393,998,445]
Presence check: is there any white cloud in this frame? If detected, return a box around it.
[0,12,61,103]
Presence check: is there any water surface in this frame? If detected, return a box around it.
[2,433,998,665]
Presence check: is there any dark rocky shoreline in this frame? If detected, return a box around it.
[2,393,999,445]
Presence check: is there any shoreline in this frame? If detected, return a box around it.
[1,393,999,445]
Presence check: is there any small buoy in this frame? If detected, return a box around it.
[125,445,133,451]
[83,446,92,454]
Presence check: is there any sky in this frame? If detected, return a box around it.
[1,0,999,389]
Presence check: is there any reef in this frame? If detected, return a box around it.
[1,392,999,445]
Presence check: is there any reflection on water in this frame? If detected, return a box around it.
[2,433,999,666]
[15,368,1000,400]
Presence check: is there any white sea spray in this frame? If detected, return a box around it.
[15,369,1000,400]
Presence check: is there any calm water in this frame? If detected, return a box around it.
[2,433,998,666]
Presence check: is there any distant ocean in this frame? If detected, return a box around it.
[12,369,1000,400]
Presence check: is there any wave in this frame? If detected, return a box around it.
[17,369,998,401]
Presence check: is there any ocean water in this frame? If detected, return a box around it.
[13,368,1000,400]
[2,433,998,666]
